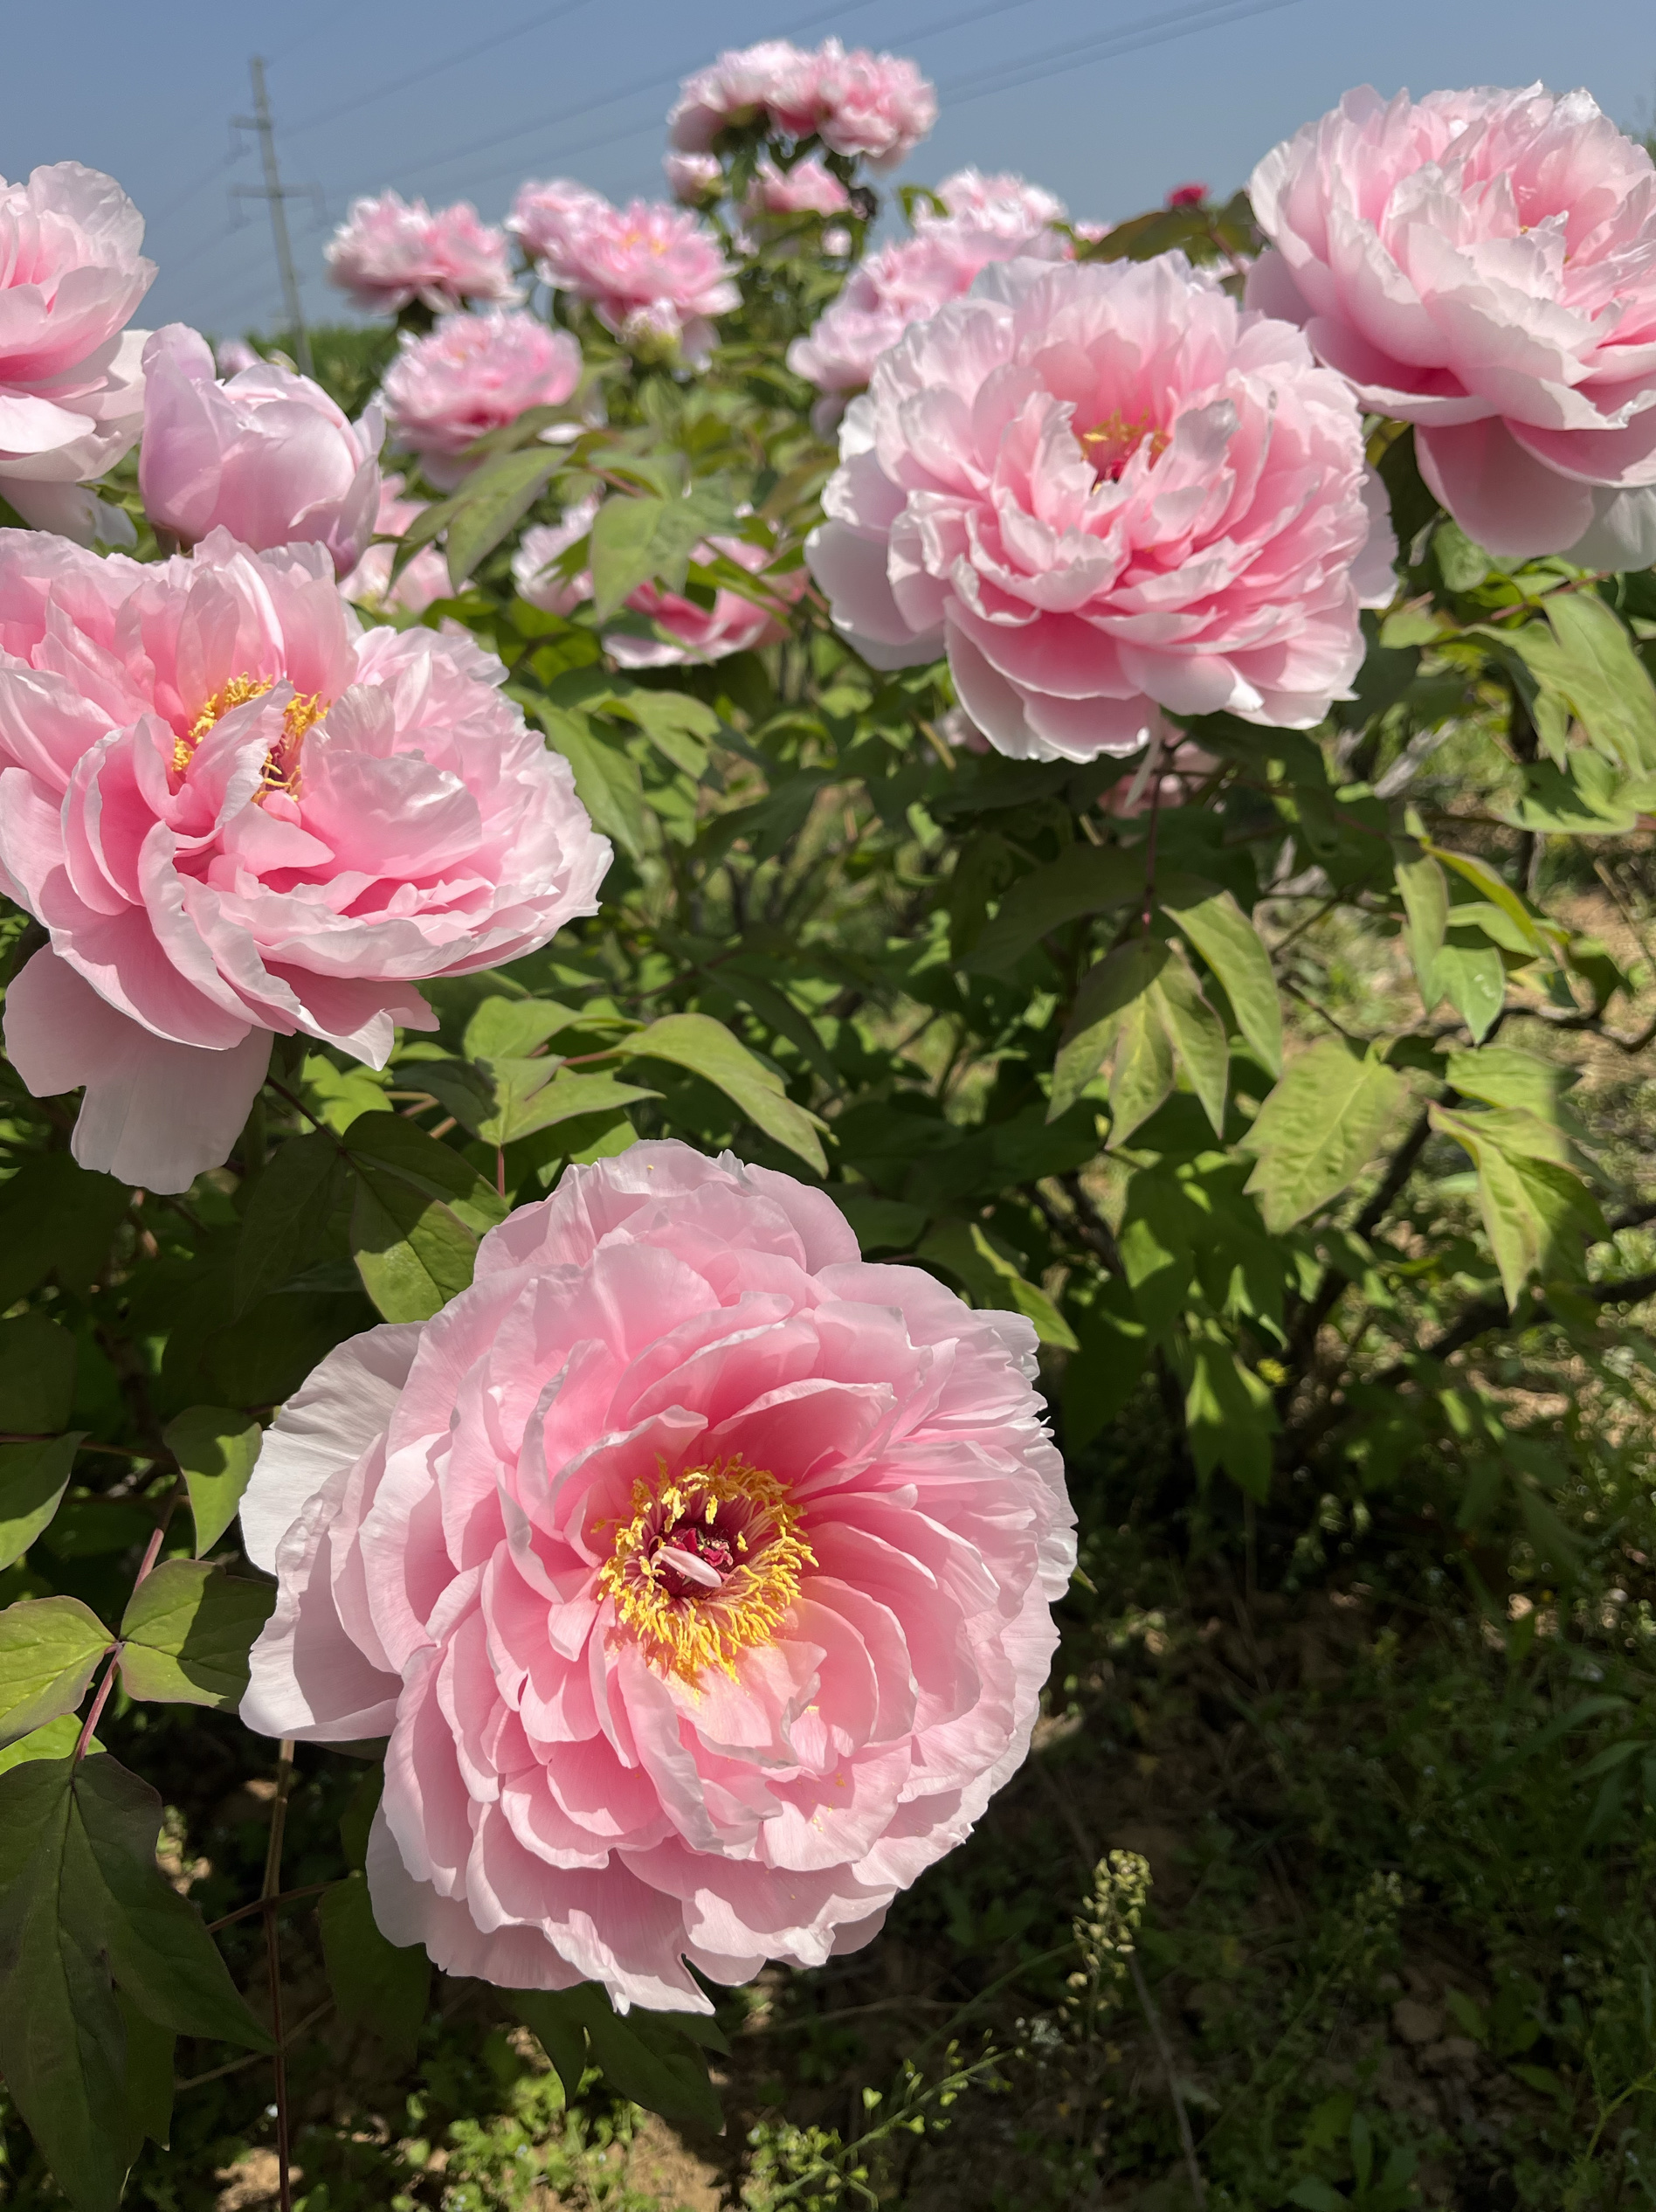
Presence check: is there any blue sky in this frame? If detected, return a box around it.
[2,0,1653,339]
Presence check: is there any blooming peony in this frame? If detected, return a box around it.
[668,40,808,151]
[516,189,739,366]
[382,310,583,490]
[239,1140,1073,2008]
[340,473,452,616]
[808,253,1393,761]
[0,530,609,1190]
[0,162,154,542]
[669,38,935,173]
[139,324,383,577]
[745,155,851,220]
[326,192,519,317]
[915,169,1067,255]
[1248,85,1656,566]
[788,218,1063,428]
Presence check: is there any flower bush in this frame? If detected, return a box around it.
[4,45,1656,2212]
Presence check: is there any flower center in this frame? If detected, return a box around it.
[173,674,326,797]
[597,1455,813,1681]
[1079,409,1168,483]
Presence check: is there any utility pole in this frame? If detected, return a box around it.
[231,59,314,376]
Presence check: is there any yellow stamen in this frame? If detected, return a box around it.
[597,1455,813,1682]
[172,674,325,795]
[1080,410,1169,482]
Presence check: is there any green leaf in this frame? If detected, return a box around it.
[1431,1103,1605,1308]
[1392,837,1448,1008]
[0,1153,131,1307]
[162,1407,263,1559]
[514,1984,725,2134]
[1152,944,1229,1136]
[233,1128,348,1310]
[1433,942,1507,1042]
[0,1712,100,1777]
[319,1871,431,2065]
[1425,841,1549,957]
[442,449,559,588]
[964,844,1142,973]
[827,1189,926,1255]
[590,491,668,619]
[1051,937,1170,1123]
[343,1110,507,1321]
[462,996,585,1062]
[0,1313,77,1434]
[624,1011,828,1173]
[1443,1046,1581,1128]
[115,1989,175,2154]
[0,1434,85,1572]
[1178,1320,1278,1500]
[531,701,648,860]
[1241,1041,1410,1234]
[1161,883,1282,1075]
[1487,592,1656,772]
[0,1753,269,2209]
[916,1220,1079,1351]
[482,1068,659,1148]
[117,1560,275,1708]
[0,1595,110,1745]
[1062,1276,1151,1448]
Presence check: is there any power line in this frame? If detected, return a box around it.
[282,0,600,147]
[940,0,1309,107]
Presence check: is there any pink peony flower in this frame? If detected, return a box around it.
[669,38,935,174]
[0,162,154,542]
[215,339,262,377]
[518,190,740,367]
[788,219,1063,425]
[0,529,609,1190]
[667,40,816,153]
[139,324,383,577]
[769,41,936,172]
[610,533,805,668]
[808,253,1394,761]
[239,1140,1073,2008]
[745,154,852,220]
[1248,85,1656,566]
[326,191,519,317]
[512,494,601,617]
[661,152,723,207]
[916,169,1067,255]
[382,310,583,490]
[340,473,452,615]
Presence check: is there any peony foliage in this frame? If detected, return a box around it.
[1,59,1656,2208]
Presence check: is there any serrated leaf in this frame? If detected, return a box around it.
[0,1595,110,1745]
[1241,1041,1409,1234]
[162,1407,263,1559]
[117,1561,275,1708]
[0,1434,85,1572]
[916,1220,1079,1351]
[234,1128,348,1310]
[319,1872,430,2064]
[624,1011,828,1173]
[1161,883,1282,1075]
[443,449,559,588]
[1392,838,1448,1008]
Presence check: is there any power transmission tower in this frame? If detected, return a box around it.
[231,58,320,376]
